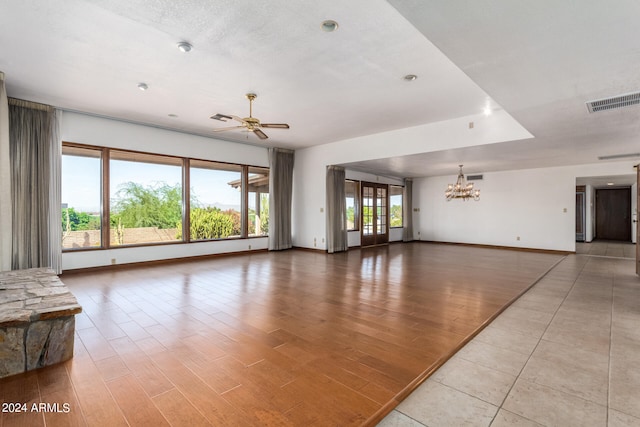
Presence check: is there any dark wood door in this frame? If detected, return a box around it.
[595,188,631,241]
[361,182,388,247]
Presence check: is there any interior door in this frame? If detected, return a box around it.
[361,182,388,247]
[595,188,631,241]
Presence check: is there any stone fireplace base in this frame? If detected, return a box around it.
[0,268,82,379]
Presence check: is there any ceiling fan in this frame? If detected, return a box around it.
[210,93,289,140]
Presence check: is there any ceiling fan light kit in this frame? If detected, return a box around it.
[211,93,289,140]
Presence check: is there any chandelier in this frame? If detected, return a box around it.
[445,165,480,201]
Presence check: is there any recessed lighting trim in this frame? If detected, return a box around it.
[321,20,339,32]
[607,182,615,186]
[177,41,192,53]
[404,74,417,81]
[168,114,178,118]
[137,83,149,91]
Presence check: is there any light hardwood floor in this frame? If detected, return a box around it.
[0,243,564,426]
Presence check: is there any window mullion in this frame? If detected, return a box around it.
[241,166,248,238]
[183,158,190,243]
[102,147,110,249]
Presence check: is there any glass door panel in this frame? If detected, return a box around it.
[361,182,389,247]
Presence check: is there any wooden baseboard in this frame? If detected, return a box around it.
[291,246,326,253]
[60,248,269,276]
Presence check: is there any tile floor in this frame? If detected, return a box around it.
[378,242,640,427]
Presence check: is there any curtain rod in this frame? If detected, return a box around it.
[8,97,53,112]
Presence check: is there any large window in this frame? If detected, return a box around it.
[345,180,359,231]
[390,185,403,228]
[61,142,269,251]
[61,146,102,250]
[189,160,243,241]
[110,151,183,246]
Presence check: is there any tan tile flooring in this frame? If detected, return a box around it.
[379,242,640,427]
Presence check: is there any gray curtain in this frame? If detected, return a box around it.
[402,178,414,242]
[268,147,294,251]
[326,165,348,253]
[9,98,61,272]
[0,73,11,271]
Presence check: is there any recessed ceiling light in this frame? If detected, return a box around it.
[483,106,492,116]
[404,74,417,81]
[321,20,339,32]
[168,114,178,118]
[607,182,615,186]
[137,83,149,91]
[177,42,192,53]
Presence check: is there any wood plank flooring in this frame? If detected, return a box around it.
[0,243,563,426]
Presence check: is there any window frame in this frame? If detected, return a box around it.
[345,179,360,231]
[61,142,269,252]
[389,184,404,229]
[61,143,104,251]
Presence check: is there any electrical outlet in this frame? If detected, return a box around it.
[111,258,116,265]
[248,244,252,250]
[516,236,520,241]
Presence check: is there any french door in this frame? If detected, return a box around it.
[361,182,388,247]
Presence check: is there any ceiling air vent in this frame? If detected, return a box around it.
[467,174,483,181]
[586,91,640,113]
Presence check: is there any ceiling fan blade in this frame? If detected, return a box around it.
[212,125,245,132]
[260,123,290,129]
[253,128,269,140]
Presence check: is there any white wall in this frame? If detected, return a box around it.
[61,112,269,270]
[415,161,639,252]
[293,110,531,250]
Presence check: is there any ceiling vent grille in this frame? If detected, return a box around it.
[467,174,483,181]
[586,91,640,113]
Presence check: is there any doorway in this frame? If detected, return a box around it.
[361,182,388,247]
[576,186,586,242]
[595,187,631,241]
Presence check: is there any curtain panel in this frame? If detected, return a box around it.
[402,178,414,242]
[326,165,348,253]
[0,73,11,271]
[8,98,61,272]
[268,147,294,251]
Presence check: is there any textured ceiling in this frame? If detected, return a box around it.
[1,0,640,179]
[0,0,493,150]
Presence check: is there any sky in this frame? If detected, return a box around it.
[62,155,244,213]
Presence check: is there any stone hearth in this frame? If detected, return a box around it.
[0,268,82,378]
